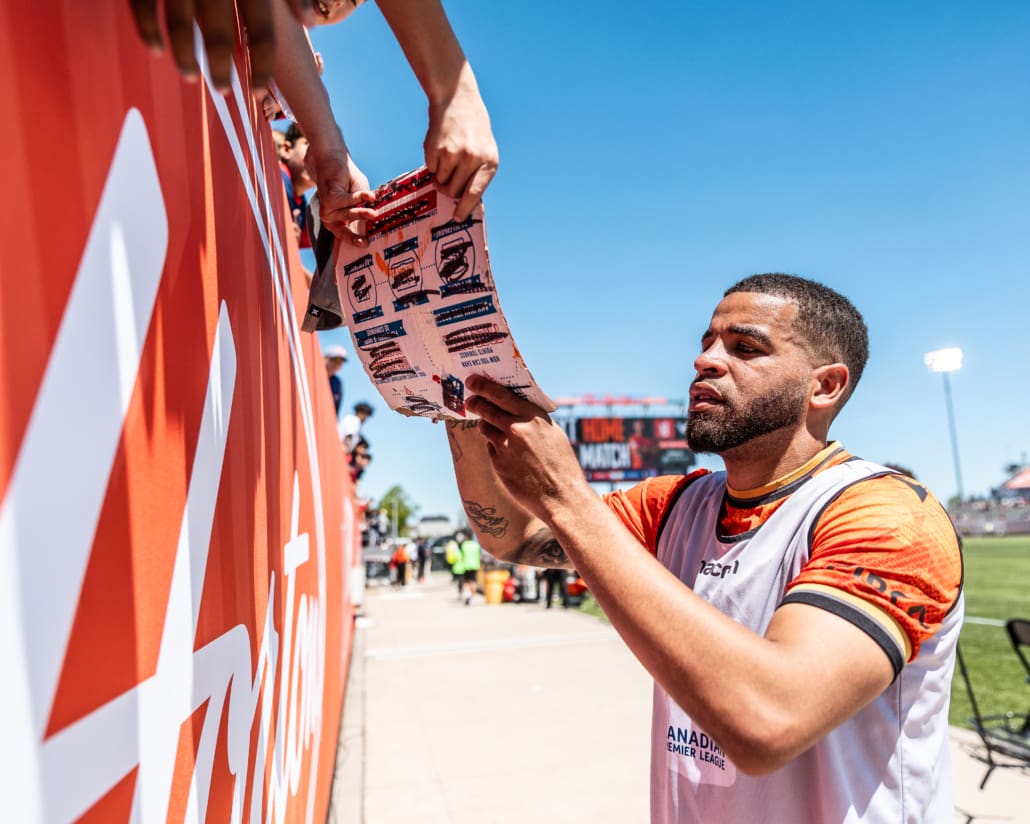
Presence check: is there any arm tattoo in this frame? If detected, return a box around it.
[446,419,478,463]
[446,419,479,431]
[513,527,570,568]
[447,429,463,463]
[463,499,509,538]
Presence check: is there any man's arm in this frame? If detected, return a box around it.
[375,0,499,221]
[446,419,572,568]
[271,2,377,245]
[464,376,894,776]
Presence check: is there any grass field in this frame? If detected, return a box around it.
[949,535,1030,726]
[577,535,1030,727]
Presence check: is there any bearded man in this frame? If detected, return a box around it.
[446,273,962,823]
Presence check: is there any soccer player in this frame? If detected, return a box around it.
[446,273,962,823]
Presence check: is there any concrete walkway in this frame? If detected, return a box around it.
[330,571,1029,823]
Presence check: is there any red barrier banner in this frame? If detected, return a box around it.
[0,5,355,821]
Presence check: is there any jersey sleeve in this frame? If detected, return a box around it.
[604,470,709,554]
[783,474,962,674]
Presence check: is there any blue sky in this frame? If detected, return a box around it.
[306,0,1030,523]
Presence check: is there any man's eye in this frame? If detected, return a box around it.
[737,343,758,354]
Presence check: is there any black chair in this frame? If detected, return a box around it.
[1008,618,1030,727]
[956,618,1030,789]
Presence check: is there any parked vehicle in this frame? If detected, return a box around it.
[428,535,458,570]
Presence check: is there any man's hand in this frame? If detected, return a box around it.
[465,376,584,522]
[306,150,378,247]
[262,91,284,120]
[425,87,499,222]
[130,0,316,92]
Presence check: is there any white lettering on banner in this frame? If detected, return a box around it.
[2,36,346,819]
[130,302,240,821]
[0,108,169,821]
[178,475,324,824]
[38,205,327,824]
[578,442,631,470]
[202,40,333,824]
[36,300,237,822]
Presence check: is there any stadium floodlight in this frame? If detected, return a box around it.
[923,347,963,373]
[923,347,964,502]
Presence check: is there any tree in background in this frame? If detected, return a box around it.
[378,485,418,537]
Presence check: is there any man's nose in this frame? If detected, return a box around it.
[694,344,727,376]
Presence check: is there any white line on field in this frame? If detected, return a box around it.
[964,616,1006,627]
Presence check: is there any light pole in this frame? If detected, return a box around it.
[923,347,964,503]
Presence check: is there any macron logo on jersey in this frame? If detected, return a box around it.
[698,559,740,578]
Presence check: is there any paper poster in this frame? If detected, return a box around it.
[330,167,555,421]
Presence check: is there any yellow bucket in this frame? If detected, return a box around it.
[483,569,509,605]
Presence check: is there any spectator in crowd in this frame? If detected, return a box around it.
[448,533,465,599]
[541,567,568,610]
[390,540,409,587]
[271,126,289,162]
[340,401,374,451]
[349,438,371,485]
[323,344,347,414]
[445,273,963,822]
[365,506,388,549]
[458,532,481,606]
[444,534,462,596]
[280,122,316,246]
[415,537,429,583]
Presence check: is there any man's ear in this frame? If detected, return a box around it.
[810,363,849,411]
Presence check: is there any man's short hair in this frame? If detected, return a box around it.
[724,273,869,404]
[284,122,304,145]
[354,401,374,416]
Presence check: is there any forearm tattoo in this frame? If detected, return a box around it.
[463,499,509,538]
[513,527,570,568]
[447,430,463,463]
[446,419,479,463]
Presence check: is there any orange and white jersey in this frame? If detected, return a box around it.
[605,443,963,823]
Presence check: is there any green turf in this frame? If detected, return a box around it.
[950,535,1030,727]
[577,593,606,621]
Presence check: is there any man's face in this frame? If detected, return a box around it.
[687,292,814,455]
[272,129,287,162]
[284,136,314,188]
[309,0,366,25]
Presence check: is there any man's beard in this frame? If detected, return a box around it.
[687,382,807,455]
